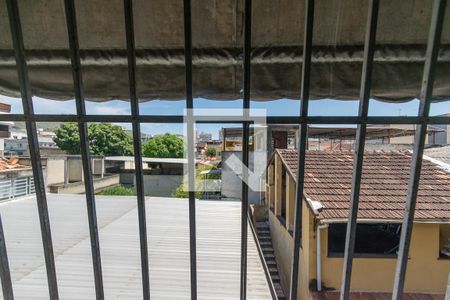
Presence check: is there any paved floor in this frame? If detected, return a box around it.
[0,194,271,299]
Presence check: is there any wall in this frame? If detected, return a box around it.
[269,199,315,300]
[389,124,429,145]
[221,151,262,203]
[44,158,66,188]
[267,151,315,299]
[116,171,184,197]
[49,174,119,194]
[67,159,83,182]
[140,174,183,197]
[67,157,104,182]
[319,223,450,294]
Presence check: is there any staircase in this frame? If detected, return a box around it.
[255,221,287,300]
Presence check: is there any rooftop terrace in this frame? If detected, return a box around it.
[0,195,271,299]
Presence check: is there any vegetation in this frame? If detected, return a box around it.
[142,133,184,158]
[205,147,217,157]
[172,183,203,198]
[172,164,220,198]
[98,185,134,196]
[54,123,133,156]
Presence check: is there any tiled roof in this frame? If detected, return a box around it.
[0,157,30,172]
[277,149,450,222]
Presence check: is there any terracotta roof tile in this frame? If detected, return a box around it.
[0,157,30,172]
[277,149,450,222]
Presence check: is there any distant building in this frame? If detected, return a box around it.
[3,125,65,156]
[428,114,450,145]
[4,135,62,156]
[4,139,28,156]
[0,103,12,156]
[197,131,212,142]
[141,133,153,144]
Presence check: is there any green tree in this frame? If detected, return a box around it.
[54,122,133,156]
[205,147,216,157]
[88,123,133,156]
[53,123,81,155]
[142,133,184,158]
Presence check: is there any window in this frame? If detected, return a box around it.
[439,224,450,259]
[328,223,401,257]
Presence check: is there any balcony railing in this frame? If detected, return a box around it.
[0,176,35,201]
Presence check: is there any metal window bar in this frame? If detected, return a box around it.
[393,0,447,299]
[0,1,448,300]
[0,215,13,300]
[1,114,450,125]
[123,0,151,299]
[5,1,60,299]
[289,0,314,299]
[63,1,105,298]
[340,1,379,299]
[182,0,198,298]
[240,0,252,298]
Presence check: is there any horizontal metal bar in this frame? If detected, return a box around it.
[0,114,448,125]
[5,0,59,299]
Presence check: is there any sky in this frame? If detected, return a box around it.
[1,96,449,139]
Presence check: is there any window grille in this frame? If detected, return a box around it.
[0,0,448,300]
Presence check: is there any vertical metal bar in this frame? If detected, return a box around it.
[123,1,150,299]
[0,215,14,300]
[5,1,59,299]
[63,1,104,298]
[446,274,450,299]
[392,0,447,298]
[240,0,252,298]
[289,0,314,299]
[182,0,197,298]
[340,1,379,299]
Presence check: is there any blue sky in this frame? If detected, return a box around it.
[1,96,449,139]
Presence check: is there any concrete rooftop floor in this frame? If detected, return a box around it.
[0,194,271,299]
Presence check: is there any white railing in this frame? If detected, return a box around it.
[0,176,35,201]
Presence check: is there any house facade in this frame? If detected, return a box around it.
[265,150,450,299]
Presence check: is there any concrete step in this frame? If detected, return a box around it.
[262,247,274,253]
[266,259,277,265]
[259,241,272,246]
[256,222,269,228]
[271,274,280,281]
[269,267,279,275]
[264,253,275,259]
[273,282,284,294]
